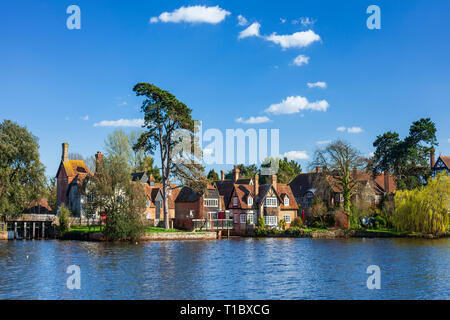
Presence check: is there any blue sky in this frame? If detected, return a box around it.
[1,0,449,178]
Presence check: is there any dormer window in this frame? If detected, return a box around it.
[232,196,238,207]
[284,196,289,207]
[247,196,253,206]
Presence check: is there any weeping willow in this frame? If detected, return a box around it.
[393,172,450,234]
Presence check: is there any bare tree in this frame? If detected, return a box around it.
[311,140,365,212]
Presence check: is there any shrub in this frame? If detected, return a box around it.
[291,217,303,228]
[279,219,286,230]
[58,205,71,235]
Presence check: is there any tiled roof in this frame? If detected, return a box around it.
[276,184,298,210]
[233,184,254,209]
[437,156,450,169]
[213,180,235,206]
[26,198,52,212]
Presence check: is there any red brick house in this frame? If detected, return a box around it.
[56,143,90,215]
[214,166,298,234]
[174,184,226,230]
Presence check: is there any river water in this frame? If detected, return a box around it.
[0,238,448,300]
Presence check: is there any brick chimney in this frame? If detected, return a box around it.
[220,170,225,181]
[62,143,69,162]
[430,148,435,169]
[384,172,390,195]
[254,174,259,199]
[233,165,240,182]
[270,174,277,190]
[95,151,103,171]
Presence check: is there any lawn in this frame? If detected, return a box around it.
[70,225,103,233]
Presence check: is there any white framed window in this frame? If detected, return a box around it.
[283,196,289,207]
[189,210,195,218]
[146,200,151,207]
[264,216,278,226]
[203,198,218,207]
[232,196,238,207]
[240,214,247,224]
[265,197,277,207]
[233,213,239,223]
[365,195,372,203]
[247,196,253,206]
[247,213,254,224]
[283,215,291,224]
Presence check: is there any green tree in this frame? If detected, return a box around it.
[370,118,438,190]
[393,172,449,235]
[277,157,302,184]
[207,169,219,181]
[104,129,131,167]
[133,83,207,229]
[225,164,259,180]
[137,156,161,182]
[311,140,365,212]
[83,155,146,241]
[44,177,57,213]
[0,120,45,220]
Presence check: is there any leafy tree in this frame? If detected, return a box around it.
[225,164,259,180]
[311,140,365,212]
[137,155,161,182]
[393,172,449,235]
[104,129,132,167]
[0,120,45,219]
[44,177,57,213]
[277,157,302,184]
[83,155,146,241]
[207,169,219,181]
[370,118,438,190]
[133,83,207,229]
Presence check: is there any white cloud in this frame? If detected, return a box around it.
[283,150,309,160]
[266,96,329,115]
[448,138,450,143]
[203,148,214,156]
[307,81,327,89]
[94,119,144,127]
[348,127,363,133]
[368,152,375,157]
[337,126,363,134]
[236,116,271,124]
[280,18,286,24]
[81,115,89,121]
[295,17,316,27]
[237,14,248,26]
[292,54,309,66]
[117,101,128,107]
[150,5,231,24]
[265,30,320,49]
[238,22,261,39]
[316,140,331,145]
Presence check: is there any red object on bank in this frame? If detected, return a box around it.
[302,210,305,222]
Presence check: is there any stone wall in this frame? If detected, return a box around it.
[141,232,217,241]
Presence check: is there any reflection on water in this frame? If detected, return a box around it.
[0,238,448,299]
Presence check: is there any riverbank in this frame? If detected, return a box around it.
[252,228,449,239]
[60,229,218,241]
